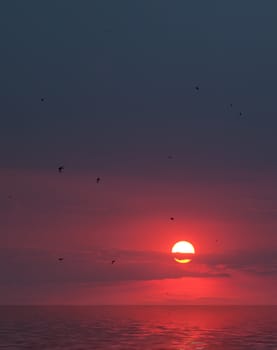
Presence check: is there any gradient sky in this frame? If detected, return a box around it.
[1,0,277,305]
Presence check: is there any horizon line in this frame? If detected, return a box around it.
[1,304,277,307]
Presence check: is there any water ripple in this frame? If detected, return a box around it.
[0,306,276,349]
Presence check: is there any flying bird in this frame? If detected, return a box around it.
[58,257,64,261]
[111,260,116,264]
[58,166,64,173]
[239,112,246,119]
[195,86,199,91]
[96,177,100,184]
[41,98,44,102]
[170,217,174,221]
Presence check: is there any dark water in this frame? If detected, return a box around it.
[0,306,277,349]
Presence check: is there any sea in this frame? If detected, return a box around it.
[0,306,276,349]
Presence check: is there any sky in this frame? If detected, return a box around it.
[0,0,277,305]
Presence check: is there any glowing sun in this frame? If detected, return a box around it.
[171,241,195,264]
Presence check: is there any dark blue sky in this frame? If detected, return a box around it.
[1,1,277,175]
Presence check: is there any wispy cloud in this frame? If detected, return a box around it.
[0,247,230,286]
[193,250,277,272]
[2,246,277,287]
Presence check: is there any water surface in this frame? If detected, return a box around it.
[0,306,276,349]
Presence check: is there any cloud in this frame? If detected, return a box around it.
[193,249,277,276]
[96,247,277,275]
[190,297,240,305]
[0,247,229,286]
[0,246,276,287]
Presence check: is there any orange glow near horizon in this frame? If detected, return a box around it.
[171,241,195,264]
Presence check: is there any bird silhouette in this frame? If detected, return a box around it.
[195,86,199,91]
[239,112,246,119]
[230,103,233,107]
[58,257,64,262]
[41,98,44,102]
[58,166,64,173]
[96,177,100,184]
[170,217,174,221]
[111,260,115,264]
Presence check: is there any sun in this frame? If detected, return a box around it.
[171,241,195,264]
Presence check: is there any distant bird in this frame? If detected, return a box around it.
[168,155,173,159]
[195,86,199,91]
[58,257,64,262]
[41,98,44,102]
[230,103,233,107]
[111,260,115,264]
[58,166,64,173]
[170,217,174,221]
[96,177,100,184]
[239,112,246,119]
